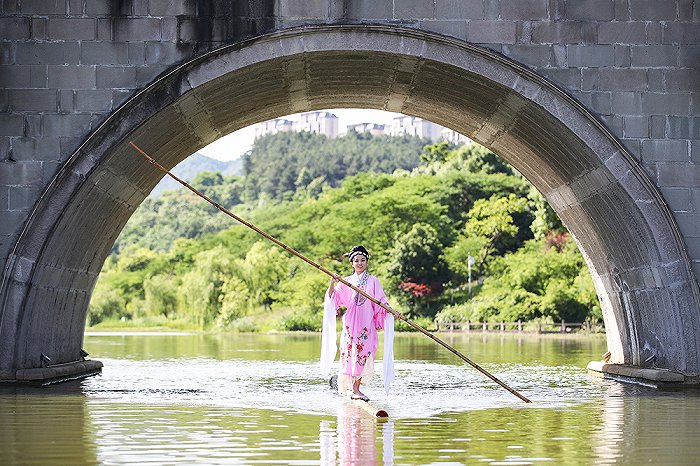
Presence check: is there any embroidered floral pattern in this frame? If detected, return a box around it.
[340,325,372,366]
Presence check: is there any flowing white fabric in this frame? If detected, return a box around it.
[320,291,337,377]
[382,313,395,395]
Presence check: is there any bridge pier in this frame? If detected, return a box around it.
[2,360,102,386]
[587,361,693,389]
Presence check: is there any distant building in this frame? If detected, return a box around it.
[255,111,339,139]
[298,111,339,138]
[254,118,294,139]
[441,127,473,146]
[390,115,443,141]
[346,122,387,136]
[255,112,473,145]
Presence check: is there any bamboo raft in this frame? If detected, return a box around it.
[330,375,388,419]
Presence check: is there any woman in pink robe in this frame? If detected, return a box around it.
[325,245,393,401]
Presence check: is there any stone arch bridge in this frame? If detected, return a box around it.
[1,1,698,385]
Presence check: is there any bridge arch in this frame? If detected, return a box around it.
[2,26,698,381]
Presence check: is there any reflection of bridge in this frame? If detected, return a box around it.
[1,3,699,384]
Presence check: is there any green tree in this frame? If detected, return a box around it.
[451,194,528,279]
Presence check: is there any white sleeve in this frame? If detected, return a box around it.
[320,292,338,377]
[383,313,395,394]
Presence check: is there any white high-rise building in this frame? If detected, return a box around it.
[441,127,473,146]
[298,111,339,138]
[390,115,443,141]
[254,111,339,139]
[254,118,294,139]
[346,123,387,136]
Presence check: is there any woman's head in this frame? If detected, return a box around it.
[346,245,369,274]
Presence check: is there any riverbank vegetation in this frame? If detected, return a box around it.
[89,131,602,332]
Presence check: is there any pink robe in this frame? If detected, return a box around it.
[330,273,388,378]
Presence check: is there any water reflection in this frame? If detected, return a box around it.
[320,403,394,465]
[0,382,99,465]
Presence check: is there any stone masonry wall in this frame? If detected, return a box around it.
[1,0,699,282]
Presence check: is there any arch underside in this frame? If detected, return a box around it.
[1,26,698,378]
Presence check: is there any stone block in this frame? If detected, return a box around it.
[541,68,582,91]
[10,138,61,162]
[30,65,48,88]
[0,161,43,186]
[665,70,700,92]
[48,65,96,89]
[693,141,700,163]
[136,65,167,86]
[133,0,149,16]
[420,20,467,40]
[127,43,146,65]
[630,45,679,68]
[0,65,30,88]
[664,23,700,45]
[16,42,80,65]
[650,115,665,138]
[642,140,689,163]
[41,114,93,138]
[9,186,39,211]
[112,89,133,107]
[278,0,327,17]
[661,188,691,212]
[395,0,435,19]
[566,0,613,20]
[530,21,582,44]
[597,21,646,44]
[81,42,128,65]
[468,20,516,44]
[692,188,700,211]
[501,0,547,20]
[612,92,643,114]
[59,90,74,113]
[614,0,630,20]
[436,0,484,19]
[8,89,58,112]
[48,18,96,41]
[0,186,8,209]
[0,210,28,234]
[0,115,24,136]
[630,0,677,20]
[97,18,112,41]
[20,0,65,14]
[645,22,662,44]
[149,0,197,16]
[96,66,137,89]
[345,0,392,19]
[622,116,648,138]
[75,90,112,112]
[675,213,700,238]
[567,45,614,67]
[583,69,647,91]
[114,18,162,42]
[86,1,121,16]
[0,43,12,65]
[502,44,552,66]
[68,0,83,15]
[0,17,30,40]
[614,45,631,67]
[643,93,691,116]
[484,0,499,19]
[679,46,700,68]
[666,116,699,139]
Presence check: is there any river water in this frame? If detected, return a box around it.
[2,332,700,465]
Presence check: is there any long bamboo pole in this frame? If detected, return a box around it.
[129,141,532,403]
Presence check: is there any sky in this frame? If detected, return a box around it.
[198,109,404,161]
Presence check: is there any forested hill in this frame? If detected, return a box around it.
[243,131,428,200]
[150,152,242,197]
